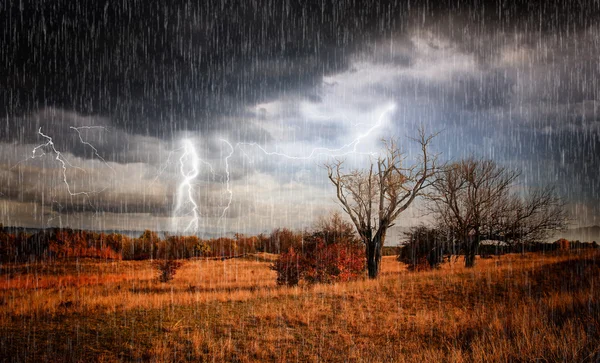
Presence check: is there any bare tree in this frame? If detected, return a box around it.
[499,186,568,251]
[326,129,440,279]
[428,158,568,267]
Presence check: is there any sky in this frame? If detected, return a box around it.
[1,0,599,239]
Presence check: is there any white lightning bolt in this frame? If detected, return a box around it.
[172,139,202,233]
[153,145,219,187]
[238,103,396,160]
[151,146,185,185]
[11,126,115,224]
[219,139,235,221]
[69,126,115,173]
[34,128,106,199]
[168,103,396,233]
[218,103,396,222]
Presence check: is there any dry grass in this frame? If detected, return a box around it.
[1,251,599,362]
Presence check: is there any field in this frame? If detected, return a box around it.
[1,252,599,362]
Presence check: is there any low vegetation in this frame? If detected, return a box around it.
[1,210,598,361]
[1,250,599,361]
[153,259,184,283]
[397,226,449,271]
[271,212,365,286]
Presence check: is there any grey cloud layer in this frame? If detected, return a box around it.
[1,0,599,230]
[3,0,597,135]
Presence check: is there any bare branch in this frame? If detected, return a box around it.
[324,129,442,278]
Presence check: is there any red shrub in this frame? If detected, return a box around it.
[271,237,365,286]
[271,247,303,286]
[153,259,184,282]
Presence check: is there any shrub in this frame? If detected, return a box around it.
[271,247,302,286]
[153,259,183,283]
[271,235,365,286]
[397,226,448,271]
[302,239,365,284]
[194,240,211,257]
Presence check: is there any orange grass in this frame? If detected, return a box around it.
[0,251,599,362]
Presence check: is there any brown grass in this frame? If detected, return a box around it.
[1,251,599,362]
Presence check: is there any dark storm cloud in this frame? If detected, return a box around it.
[3,0,598,138]
[48,197,172,217]
[0,0,393,137]
[2,0,600,230]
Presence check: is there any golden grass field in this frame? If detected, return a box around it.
[1,251,599,362]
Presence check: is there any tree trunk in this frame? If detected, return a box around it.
[366,228,386,279]
[464,251,476,268]
[464,233,479,268]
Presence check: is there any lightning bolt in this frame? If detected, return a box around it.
[219,103,395,223]
[167,102,396,233]
[153,145,219,187]
[12,126,115,225]
[33,127,105,199]
[219,139,235,221]
[173,139,201,233]
[151,146,185,185]
[237,103,396,160]
[69,126,115,173]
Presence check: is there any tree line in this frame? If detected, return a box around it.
[397,226,598,271]
[0,225,311,263]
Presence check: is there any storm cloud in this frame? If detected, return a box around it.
[1,0,599,233]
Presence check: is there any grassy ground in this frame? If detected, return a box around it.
[1,251,599,362]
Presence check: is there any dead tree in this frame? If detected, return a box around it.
[325,129,440,279]
[428,158,568,267]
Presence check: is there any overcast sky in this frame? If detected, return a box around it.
[1,0,599,237]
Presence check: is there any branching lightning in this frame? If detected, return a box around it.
[219,139,235,221]
[33,127,105,199]
[70,126,115,173]
[166,103,396,234]
[14,126,115,223]
[173,139,201,233]
[237,103,396,160]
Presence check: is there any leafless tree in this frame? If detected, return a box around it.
[325,129,440,278]
[428,158,568,267]
[499,186,568,251]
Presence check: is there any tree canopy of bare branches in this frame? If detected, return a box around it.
[326,129,440,278]
[428,158,568,267]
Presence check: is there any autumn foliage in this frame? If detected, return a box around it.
[272,238,365,286]
[271,213,365,286]
[0,225,301,262]
[153,259,184,282]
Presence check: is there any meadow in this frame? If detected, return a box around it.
[1,251,599,362]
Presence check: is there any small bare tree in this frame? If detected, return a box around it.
[499,186,568,252]
[428,158,568,267]
[326,129,440,279]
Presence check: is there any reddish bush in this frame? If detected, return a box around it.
[153,259,184,282]
[555,238,570,251]
[271,247,302,286]
[271,237,365,286]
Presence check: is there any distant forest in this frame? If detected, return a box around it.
[0,225,597,263]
